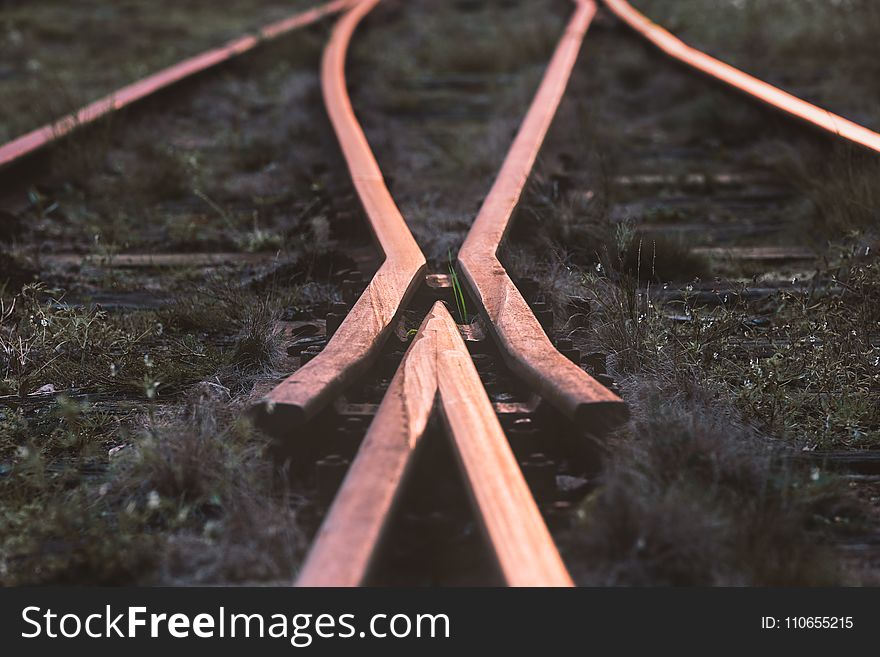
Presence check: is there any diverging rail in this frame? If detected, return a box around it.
[255,0,426,432]
[0,0,355,168]
[459,0,628,432]
[602,0,880,154]
[259,0,628,433]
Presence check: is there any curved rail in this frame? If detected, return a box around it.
[458,0,628,433]
[0,0,354,169]
[602,0,880,154]
[255,0,426,431]
[297,302,572,587]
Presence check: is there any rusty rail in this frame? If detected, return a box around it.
[296,302,572,587]
[255,0,426,431]
[458,0,628,432]
[0,0,354,169]
[602,0,880,154]
[295,0,625,587]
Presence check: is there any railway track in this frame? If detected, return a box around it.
[2,0,880,586]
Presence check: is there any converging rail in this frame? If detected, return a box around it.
[291,0,611,586]
[259,0,627,433]
[297,302,573,587]
[255,0,426,431]
[459,0,628,432]
[0,0,354,169]
[602,0,880,154]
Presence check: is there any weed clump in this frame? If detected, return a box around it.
[0,251,37,293]
[114,394,306,584]
[0,494,158,586]
[774,146,880,240]
[1,283,225,401]
[560,380,846,586]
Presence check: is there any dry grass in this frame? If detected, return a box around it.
[561,378,849,585]
[768,145,880,240]
[515,171,710,284]
[526,252,876,583]
[115,392,307,585]
[1,389,308,585]
[0,283,226,403]
[0,493,159,585]
[9,26,328,259]
[0,272,319,584]
[572,244,880,451]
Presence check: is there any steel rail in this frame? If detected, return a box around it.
[602,0,880,154]
[256,0,426,430]
[0,0,355,169]
[296,302,573,587]
[458,0,628,432]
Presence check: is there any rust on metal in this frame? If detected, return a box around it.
[458,0,627,432]
[256,0,426,429]
[296,302,572,587]
[602,0,880,153]
[0,0,354,169]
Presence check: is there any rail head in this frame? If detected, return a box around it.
[254,0,426,433]
[296,301,572,587]
[459,251,628,432]
[458,0,628,433]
